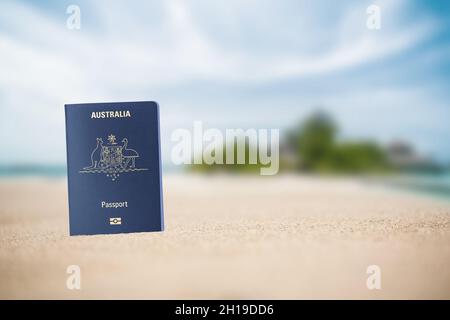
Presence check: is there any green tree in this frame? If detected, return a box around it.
[331,142,388,173]
[290,110,389,173]
[295,111,337,171]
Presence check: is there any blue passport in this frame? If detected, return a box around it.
[65,101,164,235]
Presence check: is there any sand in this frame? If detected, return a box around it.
[0,174,450,299]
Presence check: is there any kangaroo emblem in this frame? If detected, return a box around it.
[83,138,103,169]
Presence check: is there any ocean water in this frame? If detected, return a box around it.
[0,165,67,177]
[1,165,450,199]
[382,173,450,200]
[0,163,180,178]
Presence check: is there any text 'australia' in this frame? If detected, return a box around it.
[91,110,131,119]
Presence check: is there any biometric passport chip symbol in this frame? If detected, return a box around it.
[109,217,122,225]
[79,134,148,181]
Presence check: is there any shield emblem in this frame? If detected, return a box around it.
[102,146,123,168]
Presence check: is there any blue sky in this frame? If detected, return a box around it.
[1,0,449,165]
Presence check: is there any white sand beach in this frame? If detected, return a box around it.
[0,174,449,299]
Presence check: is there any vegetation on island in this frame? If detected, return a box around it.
[286,111,389,174]
[189,110,441,175]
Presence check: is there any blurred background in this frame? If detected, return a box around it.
[1,0,450,193]
[2,0,450,300]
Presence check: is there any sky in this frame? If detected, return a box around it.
[1,0,450,166]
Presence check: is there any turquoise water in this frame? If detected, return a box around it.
[1,165,449,199]
[0,165,66,177]
[0,164,179,177]
[382,173,450,199]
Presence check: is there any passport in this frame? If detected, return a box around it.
[65,101,164,235]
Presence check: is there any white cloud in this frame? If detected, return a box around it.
[0,0,446,164]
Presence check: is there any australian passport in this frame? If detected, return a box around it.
[65,101,164,235]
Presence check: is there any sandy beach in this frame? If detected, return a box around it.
[0,174,449,299]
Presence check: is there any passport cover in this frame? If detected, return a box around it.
[65,101,164,235]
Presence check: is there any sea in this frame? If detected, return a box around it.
[1,165,450,200]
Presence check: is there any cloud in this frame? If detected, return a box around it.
[0,0,448,164]
[1,0,434,88]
